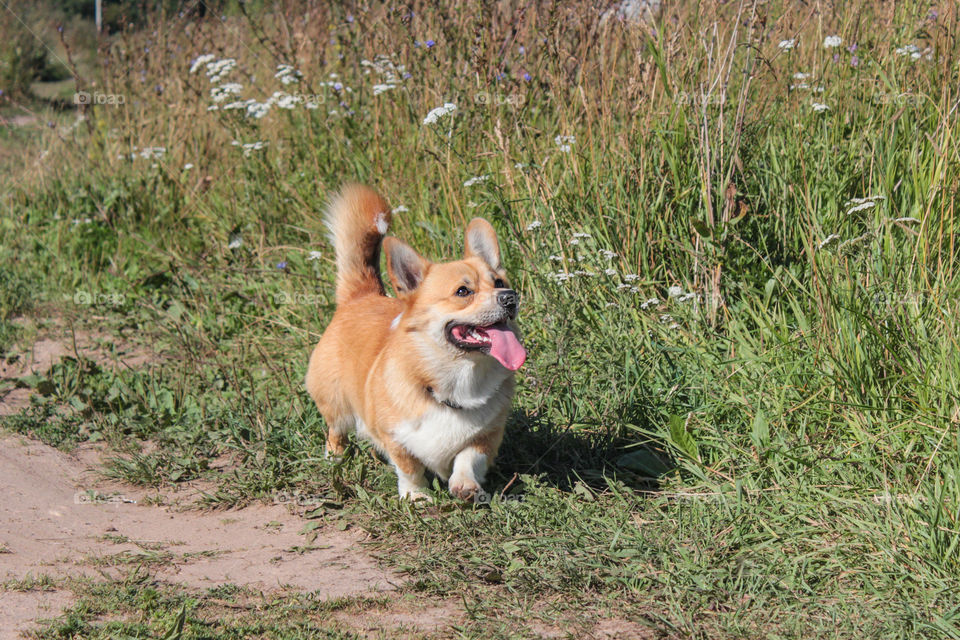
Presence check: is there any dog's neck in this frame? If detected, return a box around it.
[425,385,465,410]
[419,350,513,411]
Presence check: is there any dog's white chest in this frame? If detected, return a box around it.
[392,406,493,478]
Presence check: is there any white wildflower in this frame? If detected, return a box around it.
[572,232,592,239]
[895,44,921,60]
[275,64,302,84]
[793,72,811,80]
[667,285,683,297]
[616,283,632,290]
[845,196,885,205]
[463,174,491,187]
[599,249,617,260]
[205,58,237,83]
[190,54,216,74]
[373,83,397,95]
[548,255,563,262]
[604,268,617,276]
[133,146,166,160]
[640,297,659,310]
[846,201,876,215]
[525,220,542,231]
[270,91,300,109]
[568,238,580,246]
[228,236,242,249]
[232,140,268,157]
[391,205,409,214]
[422,102,457,125]
[210,83,243,103]
[308,251,322,260]
[623,274,639,282]
[183,163,194,170]
[361,55,406,85]
[554,135,575,153]
[811,102,830,112]
[778,39,796,50]
[893,217,921,224]
[246,101,271,119]
[790,83,810,90]
[818,234,840,249]
[223,99,256,111]
[823,36,842,48]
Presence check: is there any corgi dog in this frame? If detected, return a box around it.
[305,185,526,501]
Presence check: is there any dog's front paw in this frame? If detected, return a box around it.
[400,490,434,504]
[449,478,482,502]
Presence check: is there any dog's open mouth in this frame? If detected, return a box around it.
[446,322,527,371]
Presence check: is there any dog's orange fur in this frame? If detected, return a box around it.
[305,184,525,500]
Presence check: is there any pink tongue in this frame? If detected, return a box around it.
[485,324,527,371]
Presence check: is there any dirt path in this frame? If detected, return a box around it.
[0,433,403,638]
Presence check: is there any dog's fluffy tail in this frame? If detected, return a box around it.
[324,184,392,305]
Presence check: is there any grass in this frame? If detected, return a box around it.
[1,0,960,637]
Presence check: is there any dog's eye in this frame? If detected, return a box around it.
[493,278,505,289]
[455,286,472,297]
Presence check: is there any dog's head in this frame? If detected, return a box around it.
[383,218,526,371]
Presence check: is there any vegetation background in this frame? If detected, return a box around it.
[1,0,959,637]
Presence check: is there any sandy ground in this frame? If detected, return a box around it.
[0,326,413,637]
[0,433,403,638]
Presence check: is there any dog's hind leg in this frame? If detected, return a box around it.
[323,412,354,457]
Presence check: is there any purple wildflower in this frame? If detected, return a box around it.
[425,39,435,48]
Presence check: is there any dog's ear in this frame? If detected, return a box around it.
[463,218,501,270]
[384,237,431,295]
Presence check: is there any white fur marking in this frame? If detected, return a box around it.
[395,464,429,500]
[375,211,389,235]
[393,402,505,479]
[450,448,488,493]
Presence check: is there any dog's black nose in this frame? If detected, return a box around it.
[497,289,519,318]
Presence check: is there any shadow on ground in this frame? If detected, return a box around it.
[487,408,675,494]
